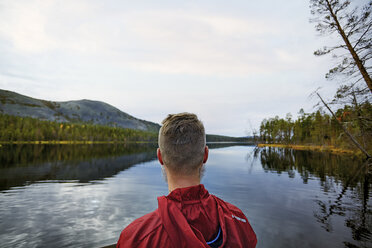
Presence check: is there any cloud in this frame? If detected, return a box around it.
[117,11,310,76]
[0,1,54,52]
[0,0,107,53]
[0,1,321,77]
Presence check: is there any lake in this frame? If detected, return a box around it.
[0,144,371,248]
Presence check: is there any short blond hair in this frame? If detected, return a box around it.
[158,113,206,175]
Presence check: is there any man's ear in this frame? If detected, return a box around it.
[203,146,209,164]
[157,148,164,165]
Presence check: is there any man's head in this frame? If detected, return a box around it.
[157,113,208,177]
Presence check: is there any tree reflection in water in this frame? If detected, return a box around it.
[0,143,158,191]
[0,142,248,192]
[257,147,371,248]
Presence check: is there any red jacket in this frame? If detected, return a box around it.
[117,184,257,248]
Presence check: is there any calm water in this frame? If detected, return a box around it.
[0,144,371,248]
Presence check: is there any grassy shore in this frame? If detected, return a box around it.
[0,140,155,145]
[257,143,356,155]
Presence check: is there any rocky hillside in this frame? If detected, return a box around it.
[0,89,160,132]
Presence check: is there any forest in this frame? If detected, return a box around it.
[0,114,250,144]
[259,102,372,152]
[0,114,158,143]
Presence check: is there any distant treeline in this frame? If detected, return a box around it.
[206,134,252,143]
[0,114,249,143]
[259,102,372,151]
[0,114,158,142]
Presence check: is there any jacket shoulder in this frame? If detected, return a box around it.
[212,195,247,220]
[117,210,171,247]
[212,195,257,247]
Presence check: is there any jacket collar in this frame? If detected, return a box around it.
[166,184,209,203]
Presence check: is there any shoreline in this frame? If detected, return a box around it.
[0,141,253,145]
[0,140,156,145]
[257,143,356,155]
[0,142,359,156]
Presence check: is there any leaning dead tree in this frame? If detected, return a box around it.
[310,0,372,93]
[316,92,371,159]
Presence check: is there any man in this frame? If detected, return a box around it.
[117,113,257,248]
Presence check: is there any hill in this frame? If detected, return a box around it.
[0,89,160,132]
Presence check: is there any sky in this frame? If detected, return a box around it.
[0,0,342,136]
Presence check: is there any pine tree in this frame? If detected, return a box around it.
[310,0,372,93]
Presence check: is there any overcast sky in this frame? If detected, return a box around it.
[0,0,341,136]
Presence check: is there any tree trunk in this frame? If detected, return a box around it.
[325,0,372,94]
[317,92,371,159]
[351,90,366,148]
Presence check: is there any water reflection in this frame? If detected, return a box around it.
[0,143,252,192]
[0,143,157,191]
[0,144,371,247]
[258,147,372,247]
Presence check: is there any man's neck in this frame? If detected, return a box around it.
[166,173,200,193]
